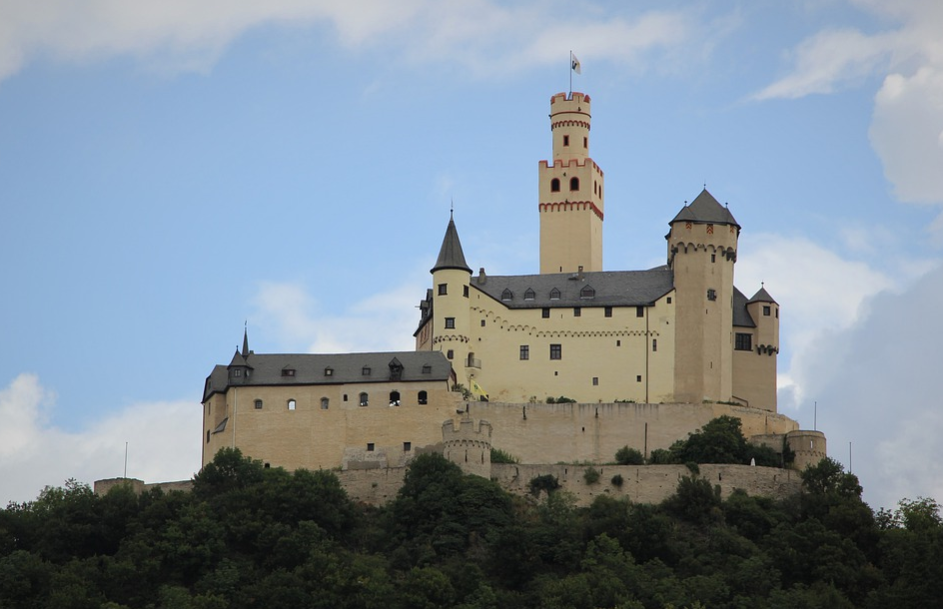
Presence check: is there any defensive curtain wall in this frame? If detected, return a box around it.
[97,400,823,508]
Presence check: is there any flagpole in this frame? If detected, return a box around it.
[568,50,573,97]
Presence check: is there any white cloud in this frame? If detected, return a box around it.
[737,233,895,400]
[252,277,426,354]
[0,373,201,506]
[754,0,943,208]
[785,262,943,509]
[0,1,714,84]
[870,67,943,206]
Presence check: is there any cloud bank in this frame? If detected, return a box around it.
[0,373,200,506]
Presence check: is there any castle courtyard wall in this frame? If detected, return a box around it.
[465,401,798,465]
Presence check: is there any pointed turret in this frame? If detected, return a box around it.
[242,327,250,358]
[431,214,472,274]
[748,286,777,304]
[671,189,740,228]
[430,214,473,385]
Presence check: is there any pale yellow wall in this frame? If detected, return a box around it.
[202,380,457,470]
[669,223,738,404]
[430,267,472,371]
[456,287,676,404]
[465,401,798,465]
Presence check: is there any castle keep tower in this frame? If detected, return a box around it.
[539,92,605,274]
[667,190,739,404]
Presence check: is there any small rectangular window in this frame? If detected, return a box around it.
[711,254,716,263]
[652,339,657,352]
[563,135,570,146]
[636,306,644,317]
[583,136,588,148]
[592,377,599,386]
[254,399,263,410]
[481,319,486,327]
[764,305,771,316]
[445,317,455,329]
[520,345,529,360]
[550,344,562,360]
[446,349,454,360]
[708,289,717,301]
[463,285,469,297]
[403,441,412,451]
[636,375,642,382]
[735,333,753,351]
[324,367,333,376]
[573,307,581,317]
[667,297,672,304]
[605,306,613,317]
[362,367,371,376]
[367,443,374,452]
[542,308,550,318]
[438,283,448,295]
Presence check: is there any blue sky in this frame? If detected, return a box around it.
[2,0,942,509]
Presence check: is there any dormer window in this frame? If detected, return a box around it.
[501,289,513,301]
[422,364,432,374]
[324,367,333,377]
[524,288,536,301]
[231,369,242,377]
[362,367,371,376]
[580,285,595,300]
[550,288,561,300]
[281,368,295,377]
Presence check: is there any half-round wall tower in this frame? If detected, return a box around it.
[442,417,492,478]
[539,92,605,274]
[786,430,827,471]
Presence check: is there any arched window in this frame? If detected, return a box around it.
[389,391,401,407]
[524,288,535,301]
[580,285,595,299]
[550,178,560,192]
[501,288,513,301]
[570,177,579,191]
[320,397,329,410]
[549,288,561,300]
[287,399,296,411]
[359,392,368,407]
[418,390,428,405]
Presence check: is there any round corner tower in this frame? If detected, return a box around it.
[667,189,740,404]
[539,92,605,274]
[442,417,493,478]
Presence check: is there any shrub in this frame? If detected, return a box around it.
[547,395,576,404]
[611,474,624,487]
[528,474,560,496]
[648,448,676,464]
[583,467,601,485]
[615,446,645,465]
[490,448,519,464]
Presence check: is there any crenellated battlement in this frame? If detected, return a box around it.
[550,91,591,110]
[442,417,492,477]
[539,158,604,175]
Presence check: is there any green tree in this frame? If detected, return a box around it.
[615,446,644,465]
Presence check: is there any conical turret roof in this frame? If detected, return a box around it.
[431,215,472,273]
[671,189,740,227]
[748,285,777,304]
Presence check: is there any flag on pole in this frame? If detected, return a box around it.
[571,52,582,74]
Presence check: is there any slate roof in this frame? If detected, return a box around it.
[431,215,472,273]
[204,350,452,402]
[671,189,740,228]
[472,268,674,308]
[748,286,777,304]
[733,288,756,328]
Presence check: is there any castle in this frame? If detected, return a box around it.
[193,91,826,503]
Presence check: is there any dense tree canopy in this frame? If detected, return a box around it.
[2,449,941,608]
